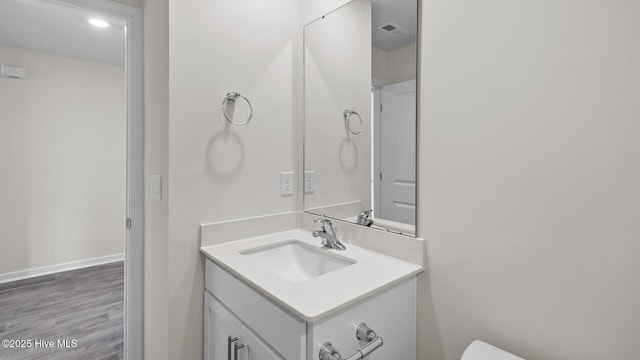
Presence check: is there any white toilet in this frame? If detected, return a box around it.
[461,340,525,360]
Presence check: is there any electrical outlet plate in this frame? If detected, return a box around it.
[1,65,26,79]
[280,171,294,196]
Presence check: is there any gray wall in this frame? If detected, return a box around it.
[168,0,302,358]
[140,0,170,359]
[304,0,372,215]
[372,44,416,84]
[417,0,640,358]
[0,46,125,274]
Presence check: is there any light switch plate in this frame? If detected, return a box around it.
[151,174,162,200]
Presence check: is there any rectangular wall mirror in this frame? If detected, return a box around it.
[303,0,418,236]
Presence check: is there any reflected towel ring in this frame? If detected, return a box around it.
[343,110,362,135]
[222,92,253,126]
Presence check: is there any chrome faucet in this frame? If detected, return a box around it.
[356,209,374,227]
[312,219,346,250]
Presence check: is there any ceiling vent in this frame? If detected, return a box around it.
[377,22,409,37]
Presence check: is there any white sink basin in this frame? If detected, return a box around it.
[240,240,356,283]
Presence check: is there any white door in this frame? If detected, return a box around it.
[378,79,416,225]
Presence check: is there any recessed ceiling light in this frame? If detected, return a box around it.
[89,18,109,28]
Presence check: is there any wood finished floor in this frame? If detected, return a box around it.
[0,262,124,360]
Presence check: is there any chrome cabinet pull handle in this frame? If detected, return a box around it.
[228,336,238,360]
[319,323,383,360]
[234,343,245,360]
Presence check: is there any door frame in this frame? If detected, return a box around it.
[41,1,144,359]
[371,85,382,218]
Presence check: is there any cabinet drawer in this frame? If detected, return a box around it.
[308,278,416,360]
[205,259,306,360]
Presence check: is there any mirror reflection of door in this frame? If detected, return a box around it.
[371,0,417,231]
[375,80,416,225]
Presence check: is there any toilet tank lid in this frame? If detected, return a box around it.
[461,340,525,360]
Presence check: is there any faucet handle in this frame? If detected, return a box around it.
[312,218,331,230]
[357,210,374,226]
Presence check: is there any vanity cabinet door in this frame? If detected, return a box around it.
[204,291,243,360]
[205,291,285,360]
[240,325,285,360]
[205,259,306,359]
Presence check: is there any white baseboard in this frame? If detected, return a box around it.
[0,253,124,284]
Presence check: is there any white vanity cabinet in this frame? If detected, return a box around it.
[204,258,417,360]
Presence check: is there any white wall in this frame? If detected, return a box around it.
[373,43,416,84]
[302,0,351,24]
[141,0,169,359]
[168,0,301,358]
[304,0,372,217]
[0,45,125,274]
[114,0,141,9]
[372,46,389,83]
[418,0,640,359]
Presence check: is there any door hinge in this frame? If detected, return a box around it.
[126,217,132,230]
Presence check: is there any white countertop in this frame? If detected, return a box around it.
[200,229,423,321]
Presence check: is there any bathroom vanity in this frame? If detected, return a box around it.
[201,228,422,360]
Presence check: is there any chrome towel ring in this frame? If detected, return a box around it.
[343,110,362,135]
[222,92,253,126]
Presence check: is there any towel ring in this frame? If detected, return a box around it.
[222,92,253,126]
[343,110,362,135]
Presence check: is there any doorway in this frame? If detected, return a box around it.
[0,0,142,359]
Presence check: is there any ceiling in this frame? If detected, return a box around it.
[372,0,417,51]
[0,0,415,65]
[0,0,125,66]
